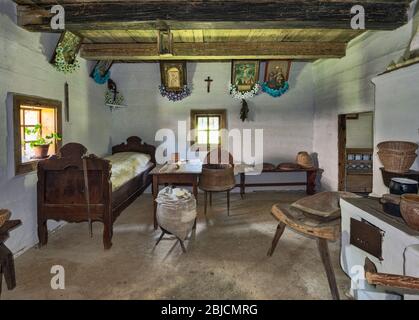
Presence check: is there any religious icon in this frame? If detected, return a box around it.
[50,31,82,65]
[264,61,291,89]
[231,60,260,92]
[160,61,187,92]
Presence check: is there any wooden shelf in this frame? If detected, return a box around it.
[347,171,373,176]
[345,148,373,193]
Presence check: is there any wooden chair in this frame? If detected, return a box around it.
[200,148,235,215]
[267,203,341,300]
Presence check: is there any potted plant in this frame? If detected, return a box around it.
[25,124,62,159]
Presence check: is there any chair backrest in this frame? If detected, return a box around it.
[204,148,234,165]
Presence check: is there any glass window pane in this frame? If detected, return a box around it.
[209,130,219,145]
[22,142,33,163]
[24,110,40,126]
[198,131,208,144]
[197,117,208,130]
[209,117,219,130]
[24,127,38,141]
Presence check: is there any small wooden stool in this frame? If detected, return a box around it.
[267,204,341,300]
[0,219,22,298]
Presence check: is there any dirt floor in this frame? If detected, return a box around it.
[2,191,350,300]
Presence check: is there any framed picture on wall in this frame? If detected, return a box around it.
[160,61,187,92]
[231,60,260,92]
[50,31,83,65]
[264,60,291,89]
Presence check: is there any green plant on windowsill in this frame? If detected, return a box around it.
[24,124,62,159]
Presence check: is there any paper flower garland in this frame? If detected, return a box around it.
[93,67,111,85]
[261,81,290,98]
[105,90,124,105]
[54,46,80,74]
[229,83,260,100]
[159,85,191,102]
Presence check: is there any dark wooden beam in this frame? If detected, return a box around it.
[17,1,410,32]
[80,41,347,60]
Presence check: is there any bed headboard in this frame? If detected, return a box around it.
[112,136,156,164]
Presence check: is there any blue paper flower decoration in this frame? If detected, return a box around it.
[261,81,290,98]
[93,67,111,85]
[159,85,191,102]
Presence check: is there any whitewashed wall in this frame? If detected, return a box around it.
[312,1,418,191]
[371,63,419,196]
[110,62,316,189]
[0,0,111,254]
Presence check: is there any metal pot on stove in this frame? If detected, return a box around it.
[389,178,419,195]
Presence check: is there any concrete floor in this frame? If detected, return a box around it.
[2,191,350,300]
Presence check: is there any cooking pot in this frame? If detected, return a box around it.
[389,178,419,195]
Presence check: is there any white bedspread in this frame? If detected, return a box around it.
[105,152,151,191]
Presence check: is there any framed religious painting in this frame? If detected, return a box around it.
[50,30,83,65]
[160,61,187,92]
[231,60,260,92]
[264,60,291,90]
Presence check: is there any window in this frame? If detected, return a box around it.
[190,110,226,148]
[13,94,62,175]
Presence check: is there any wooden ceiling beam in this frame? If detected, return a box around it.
[17,1,410,32]
[80,41,347,61]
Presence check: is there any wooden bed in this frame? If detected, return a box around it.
[37,136,156,249]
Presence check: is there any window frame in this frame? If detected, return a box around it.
[13,94,62,175]
[190,109,227,150]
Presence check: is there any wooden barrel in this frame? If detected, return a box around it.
[199,164,236,192]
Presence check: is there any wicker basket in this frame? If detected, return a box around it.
[378,151,417,173]
[377,141,418,154]
[0,209,11,228]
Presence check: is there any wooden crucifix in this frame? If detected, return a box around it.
[205,76,213,93]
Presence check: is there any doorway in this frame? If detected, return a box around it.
[338,112,374,193]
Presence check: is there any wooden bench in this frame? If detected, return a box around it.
[239,163,318,198]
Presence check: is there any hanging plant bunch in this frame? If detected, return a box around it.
[229,83,260,100]
[105,79,125,105]
[261,81,289,98]
[54,45,80,74]
[159,85,191,102]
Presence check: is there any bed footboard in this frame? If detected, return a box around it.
[37,143,113,249]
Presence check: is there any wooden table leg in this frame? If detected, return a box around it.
[240,173,245,199]
[152,175,159,230]
[193,176,198,204]
[267,223,286,257]
[317,238,340,300]
[306,170,317,195]
[0,244,16,291]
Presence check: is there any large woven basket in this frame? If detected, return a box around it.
[377,141,418,154]
[378,152,417,173]
[0,209,11,228]
[377,141,418,173]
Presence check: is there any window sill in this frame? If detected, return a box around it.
[15,158,46,176]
